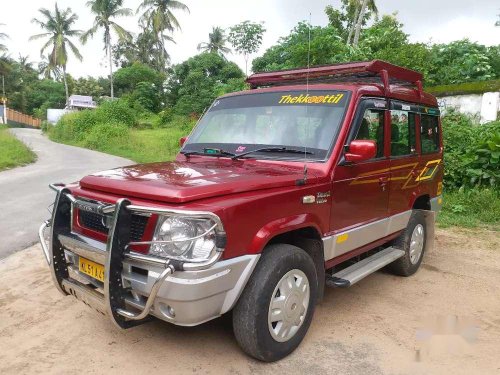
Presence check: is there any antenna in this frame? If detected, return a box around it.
[301,12,312,185]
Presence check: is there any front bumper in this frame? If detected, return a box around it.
[39,184,259,328]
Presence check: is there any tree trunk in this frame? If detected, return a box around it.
[347,3,360,45]
[108,41,114,99]
[62,65,69,104]
[353,0,368,47]
[244,54,248,77]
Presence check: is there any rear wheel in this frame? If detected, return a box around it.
[232,244,318,362]
[389,211,427,276]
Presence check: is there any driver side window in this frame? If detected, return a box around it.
[353,108,385,158]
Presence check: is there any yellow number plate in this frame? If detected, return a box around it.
[79,257,105,282]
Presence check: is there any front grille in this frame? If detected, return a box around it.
[78,210,149,242]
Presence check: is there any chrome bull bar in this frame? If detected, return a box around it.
[39,183,225,328]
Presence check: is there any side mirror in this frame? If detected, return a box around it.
[179,136,187,147]
[344,140,377,163]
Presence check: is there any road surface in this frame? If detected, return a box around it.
[0,128,133,258]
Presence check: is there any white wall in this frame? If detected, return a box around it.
[47,109,75,125]
[438,91,500,124]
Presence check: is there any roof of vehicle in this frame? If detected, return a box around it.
[221,60,438,107]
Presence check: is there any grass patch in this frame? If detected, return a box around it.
[426,79,500,97]
[48,127,187,163]
[438,189,500,230]
[0,125,36,171]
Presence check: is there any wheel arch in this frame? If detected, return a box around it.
[412,194,431,210]
[260,226,325,303]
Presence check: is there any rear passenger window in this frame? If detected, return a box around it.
[420,115,440,154]
[354,108,385,158]
[390,110,416,156]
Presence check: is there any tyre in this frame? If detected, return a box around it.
[389,210,427,276]
[232,244,318,362]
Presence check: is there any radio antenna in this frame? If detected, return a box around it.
[301,12,312,185]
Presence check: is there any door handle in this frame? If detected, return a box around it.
[378,177,389,185]
[378,177,388,191]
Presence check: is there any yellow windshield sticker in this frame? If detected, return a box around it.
[278,93,344,105]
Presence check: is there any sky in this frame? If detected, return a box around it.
[0,0,499,78]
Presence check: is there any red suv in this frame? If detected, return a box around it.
[40,60,443,362]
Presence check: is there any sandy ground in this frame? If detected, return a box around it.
[0,228,499,375]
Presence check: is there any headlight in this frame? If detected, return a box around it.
[149,216,219,262]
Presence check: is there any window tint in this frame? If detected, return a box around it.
[420,115,440,154]
[354,108,385,158]
[390,110,416,156]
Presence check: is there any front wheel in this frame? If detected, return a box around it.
[232,244,318,362]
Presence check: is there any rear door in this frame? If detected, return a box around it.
[387,101,420,215]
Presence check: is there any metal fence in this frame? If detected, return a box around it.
[6,108,41,128]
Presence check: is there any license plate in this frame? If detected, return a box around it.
[79,257,105,282]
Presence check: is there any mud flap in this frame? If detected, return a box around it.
[419,209,436,254]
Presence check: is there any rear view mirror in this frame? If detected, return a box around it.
[345,140,377,163]
[179,136,187,147]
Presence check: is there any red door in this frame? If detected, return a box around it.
[330,99,389,233]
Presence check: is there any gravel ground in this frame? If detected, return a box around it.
[0,227,499,375]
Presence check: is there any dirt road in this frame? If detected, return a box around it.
[0,228,499,375]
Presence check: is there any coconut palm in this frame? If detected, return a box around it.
[137,0,189,69]
[0,23,8,52]
[38,55,62,80]
[197,27,231,57]
[82,0,132,99]
[30,4,82,102]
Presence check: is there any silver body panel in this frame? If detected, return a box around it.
[323,210,412,261]
[430,195,443,212]
[59,231,260,326]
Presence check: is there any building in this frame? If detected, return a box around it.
[65,95,97,110]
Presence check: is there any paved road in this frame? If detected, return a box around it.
[0,128,133,259]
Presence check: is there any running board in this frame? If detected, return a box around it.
[326,247,405,288]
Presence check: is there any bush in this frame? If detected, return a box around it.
[94,99,136,127]
[82,122,130,150]
[442,111,500,190]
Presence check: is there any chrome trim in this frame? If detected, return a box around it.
[38,220,51,265]
[61,278,106,315]
[116,263,175,320]
[127,204,224,231]
[324,210,412,261]
[59,233,107,264]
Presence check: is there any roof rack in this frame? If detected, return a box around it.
[246,60,424,98]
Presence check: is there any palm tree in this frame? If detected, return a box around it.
[82,0,132,99]
[30,4,82,102]
[197,27,231,57]
[137,0,189,69]
[38,55,62,80]
[0,23,8,52]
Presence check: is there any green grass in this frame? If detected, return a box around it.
[437,189,500,230]
[0,125,37,171]
[93,128,186,163]
[48,127,186,164]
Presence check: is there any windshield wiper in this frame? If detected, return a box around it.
[231,147,314,160]
[181,148,236,158]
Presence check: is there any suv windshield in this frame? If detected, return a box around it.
[183,90,349,161]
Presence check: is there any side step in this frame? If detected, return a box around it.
[326,247,405,288]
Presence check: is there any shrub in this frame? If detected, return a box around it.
[94,99,137,127]
[82,122,130,150]
[442,110,500,190]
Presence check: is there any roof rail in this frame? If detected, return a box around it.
[246,60,424,98]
